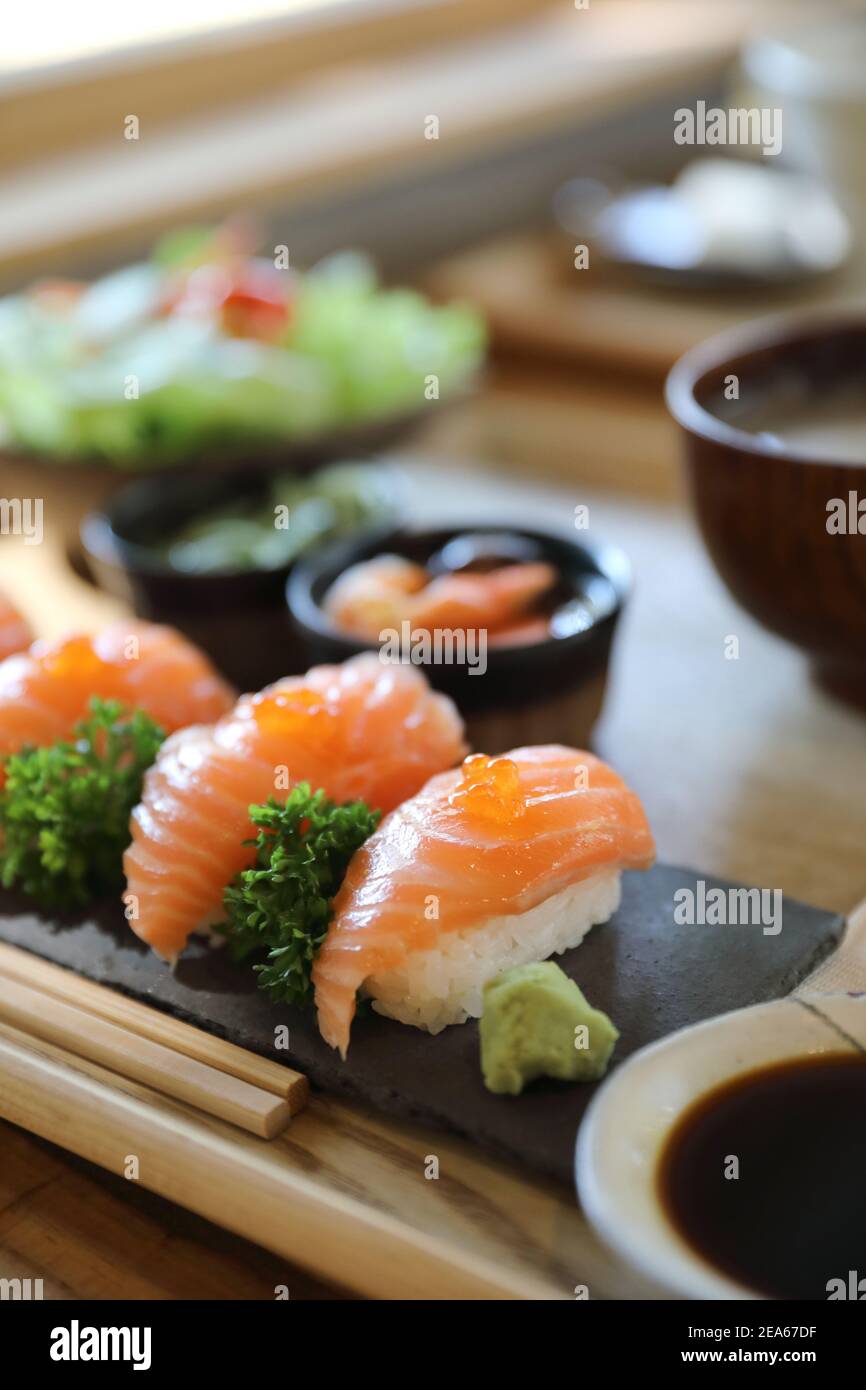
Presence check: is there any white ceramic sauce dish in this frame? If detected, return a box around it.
[575,992,866,1299]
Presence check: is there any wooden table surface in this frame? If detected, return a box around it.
[1,364,865,1300]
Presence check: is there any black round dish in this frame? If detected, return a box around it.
[287,525,630,753]
[81,466,404,692]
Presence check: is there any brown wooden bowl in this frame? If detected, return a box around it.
[666,312,866,708]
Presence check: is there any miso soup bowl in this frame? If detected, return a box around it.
[666,312,866,708]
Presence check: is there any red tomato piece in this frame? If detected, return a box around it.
[219,265,293,341]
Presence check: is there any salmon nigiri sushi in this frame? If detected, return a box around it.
[0,592,33,662]
[124,654,467,962]
[0,621,234,764]
[313,747,655,1057]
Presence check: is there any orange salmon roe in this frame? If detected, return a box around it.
[42,634,122,689]
[252,686,338,743]
[449,753,527,824]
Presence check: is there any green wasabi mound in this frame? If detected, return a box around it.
[480,962,619,1096]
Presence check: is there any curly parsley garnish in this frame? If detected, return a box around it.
[222,785,380,1007]
[0,698,165,908]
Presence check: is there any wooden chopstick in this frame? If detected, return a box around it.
[0,971,292,1139]
[0,1018,553,1300]
[0,942,308,1114]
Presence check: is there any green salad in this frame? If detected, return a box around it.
[0,224,485,466]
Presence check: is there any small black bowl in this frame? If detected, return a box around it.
[81,465,404,692]
[287,524,630,753]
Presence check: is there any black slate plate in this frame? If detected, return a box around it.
[0,864,843,1185]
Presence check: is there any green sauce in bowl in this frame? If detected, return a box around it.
[157,463,400,575]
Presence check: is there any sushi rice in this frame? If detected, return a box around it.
[364,869,620,1034]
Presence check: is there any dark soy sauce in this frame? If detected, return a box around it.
[658,1053,866,1299]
